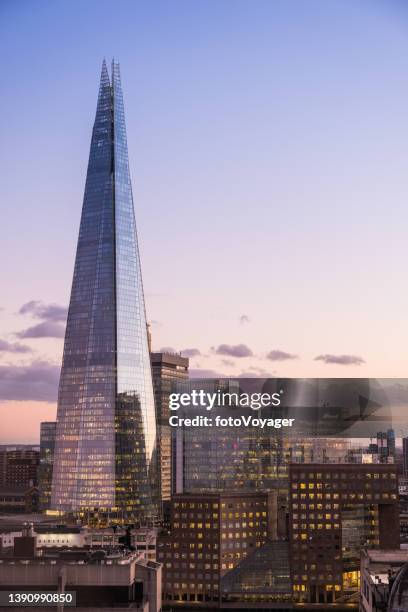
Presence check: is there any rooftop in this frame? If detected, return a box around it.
[364,550,408,563]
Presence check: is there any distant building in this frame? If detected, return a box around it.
[150,352,189,503]
[387,429,396,458]
[403,437,408,478]
[171,379,293,496]
[374,430,396,463]
[131,527,158,561]
[0,487,39,514]
[171,382,351,501]
[360,549,408,612]
[0,446,39,489]
[38,422,56,511]
[157,492,291,608]
[289,463,399,606]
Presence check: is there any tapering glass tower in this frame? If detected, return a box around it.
[51,60,157,520]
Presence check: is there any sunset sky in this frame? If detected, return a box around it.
[1,0,408,442]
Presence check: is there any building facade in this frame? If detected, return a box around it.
[171,380,294,496]
[0,446,39,489]
[0,534,162,612]
[50,60,157,521]
[157,492,291,608]
[289,463,399,606]
[151,352,189,503]
[38,422,56,511]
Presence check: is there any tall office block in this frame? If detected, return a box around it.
[150,352,189,502]
[289,463,399,605]
[38,422,56,511]
[157,492,293,607]
[51,61,157,521]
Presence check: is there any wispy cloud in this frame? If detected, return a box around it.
[239,315,250,325]
[314,354,365,366]
[214,344,253,358]
[16,321,65,339]
[19,301,67,322]
[0,339,32,354]
[0,360,59,402]
[181,348,201,358]
[266,349,298,361]
[17,300,67,339]
[189,368,225,379]
[239,366,275,378]
[150,320,162,327]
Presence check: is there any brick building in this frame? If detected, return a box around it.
[289,463,399,605]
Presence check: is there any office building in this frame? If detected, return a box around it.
[0,446,39,489]
[373,429,396,463]
[386,429,396,458]
[38,422,56,511]
[151,352,189,503]
[171,381,352,500]
[50,61,157,521]
[157,492,291,608]
[289,463,399,606]
[172,379,293,496]
[0,487,39,514]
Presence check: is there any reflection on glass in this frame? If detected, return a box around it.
[51,61,157,521]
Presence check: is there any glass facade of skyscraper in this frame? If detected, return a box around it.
[51,61,157,520]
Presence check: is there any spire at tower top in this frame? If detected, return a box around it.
[99,58,110,88]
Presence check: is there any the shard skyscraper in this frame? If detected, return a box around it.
[51,60,158,521]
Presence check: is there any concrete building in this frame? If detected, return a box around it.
[0,486,39,514]
[360,549,408,612]
[0,527,162,612]
[0,521,158,561]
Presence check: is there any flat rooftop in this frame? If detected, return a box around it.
[365,549,408,563]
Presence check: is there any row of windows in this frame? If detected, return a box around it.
[292,472,396,480]
[291,492,397,500]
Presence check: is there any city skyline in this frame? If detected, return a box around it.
[2,1,408,442]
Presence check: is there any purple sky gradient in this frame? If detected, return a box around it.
[1,0,408,442]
